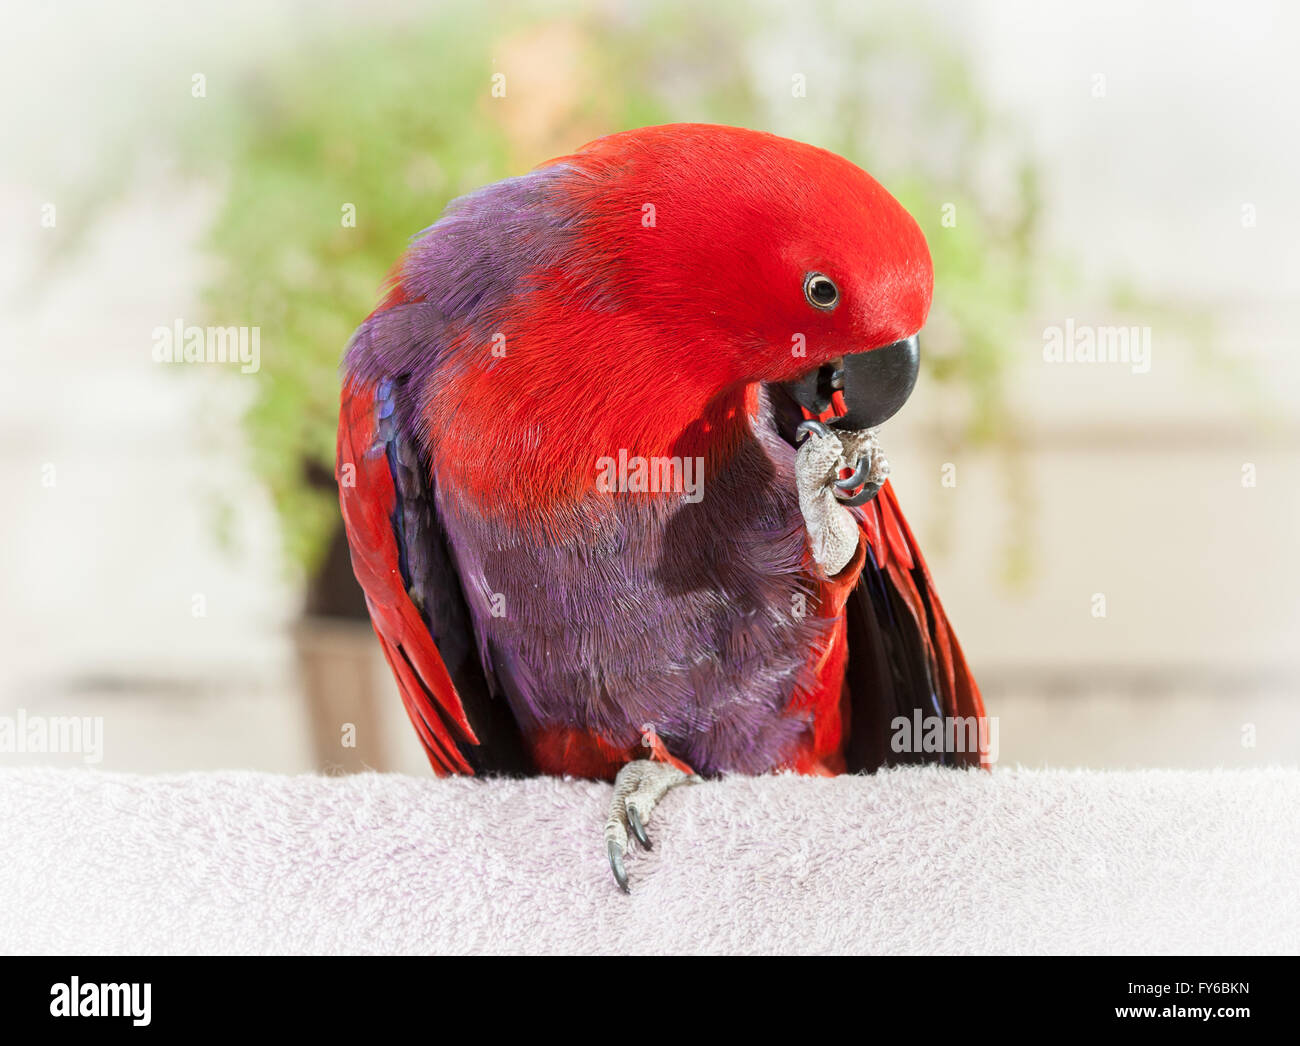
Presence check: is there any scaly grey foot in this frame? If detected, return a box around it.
[604,759,696,894]
[794,420,888,574]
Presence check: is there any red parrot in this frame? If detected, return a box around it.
[337,124,986,891]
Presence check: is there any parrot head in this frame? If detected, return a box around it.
[549,124,933,438]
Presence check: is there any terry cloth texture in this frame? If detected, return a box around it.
[1,766,1295,954]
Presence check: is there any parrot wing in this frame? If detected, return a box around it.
[337,373,531,776]
[843,481,987,771]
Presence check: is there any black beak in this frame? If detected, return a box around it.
[779,334,920,431]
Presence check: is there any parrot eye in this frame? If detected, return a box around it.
[803,272,839,311]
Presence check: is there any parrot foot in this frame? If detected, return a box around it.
[604,759,697,894]
[794,421,889,575]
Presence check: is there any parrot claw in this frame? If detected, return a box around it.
[603,759,695,894]
[833,451,872,492]
[607,840,630,894]
[795,418,833,443]
[626,804,652,850]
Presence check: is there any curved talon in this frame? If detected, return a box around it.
[795,418,832,444]
[833,452,872,491]
[607,839,630,894]
[834,478,883,507]
[626,804,652,850]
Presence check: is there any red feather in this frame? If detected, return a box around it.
[337,378,477,775]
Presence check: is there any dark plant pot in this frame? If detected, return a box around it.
[295,508,392,773]
[293,614,390,774]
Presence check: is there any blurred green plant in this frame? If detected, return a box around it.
[191,11,516,573]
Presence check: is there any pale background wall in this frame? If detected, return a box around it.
[1,0,1296,774]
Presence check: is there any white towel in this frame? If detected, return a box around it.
[1,766,1295,954]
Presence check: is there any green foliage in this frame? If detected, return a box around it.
[197,12,523,572]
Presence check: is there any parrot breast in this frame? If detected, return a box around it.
[432,389,838,776]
